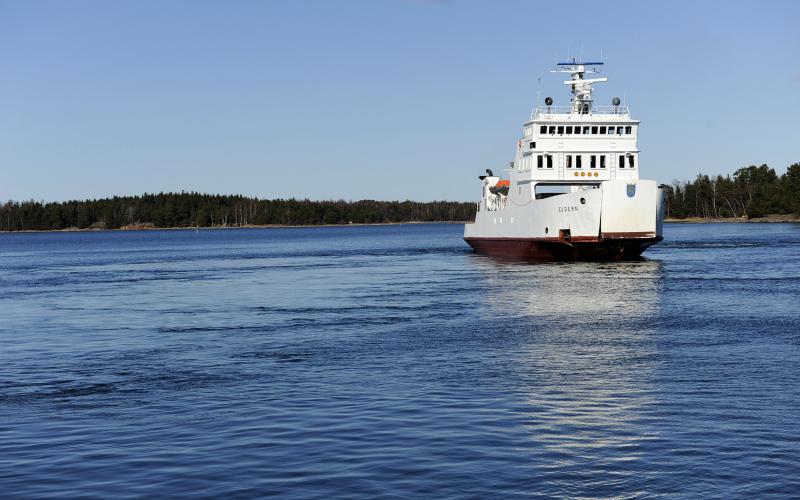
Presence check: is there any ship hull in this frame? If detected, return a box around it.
[463,180,665,261]
[464,235,662,261]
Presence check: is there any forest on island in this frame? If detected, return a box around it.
[662,163,800,219]
[1,162,798,231]
[0,195,476,231]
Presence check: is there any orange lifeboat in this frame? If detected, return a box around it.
[489,180,510,196]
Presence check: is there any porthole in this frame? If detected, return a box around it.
[580,198,586,205]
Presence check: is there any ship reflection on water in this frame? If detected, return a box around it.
[473,256,664,317]
[470,256,665,483]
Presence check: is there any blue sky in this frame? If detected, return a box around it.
[1,0,798,202]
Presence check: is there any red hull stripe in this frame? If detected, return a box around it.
[600,232,657,239]
[463,236,662,261]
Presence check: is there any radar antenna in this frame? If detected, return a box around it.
[551,58,607,115]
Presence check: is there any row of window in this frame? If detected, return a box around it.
[560,154,635,169]
[538,125,633,136]
[518,153,636,171]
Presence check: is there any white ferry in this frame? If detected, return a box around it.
[464,59,664,260]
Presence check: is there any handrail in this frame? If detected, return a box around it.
[534,105,630,118]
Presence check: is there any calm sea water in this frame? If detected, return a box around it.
[1,223,799,498]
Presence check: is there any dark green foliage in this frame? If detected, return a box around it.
[4,161,797,230]
[663,163,800,219]
[0,193,476,231]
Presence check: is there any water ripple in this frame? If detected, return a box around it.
[1,223,799,497]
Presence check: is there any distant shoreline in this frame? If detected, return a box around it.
[0,194,475,232]
[2,216,799,234]
[0,221,466,234]
[664,215,800,224]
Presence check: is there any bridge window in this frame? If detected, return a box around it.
[557,126,564,135]
[574,126,582,135]
[530,142,536,149]
[600,155,606,169]
[617,127,623,135]
[590,155,597,168]
[619,155,625,169]
[600,126,607,134]
[625,126,632,134]
[583,126,590,134]
[576,155,582,169]
[591,126,598,134]
[628,155,635,168]
[549,126,556,134]
[566,126,573,134]
[566,155,572,168]
[546,155,553,168]
[537,155,543,168]
[608,127,615,134]
[540,125,546,134]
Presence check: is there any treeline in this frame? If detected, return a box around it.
[664,163,800,219]
[0,193,476,231]
[3,162,798,230]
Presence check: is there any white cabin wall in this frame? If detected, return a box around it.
[516,116,640,183]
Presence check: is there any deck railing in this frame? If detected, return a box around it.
[534,105,630,118]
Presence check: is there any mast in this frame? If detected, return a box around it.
[551,58,607,114]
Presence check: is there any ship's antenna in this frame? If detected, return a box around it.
[537,77,542,105]
[531,76,542,119]
[579,44,583,62]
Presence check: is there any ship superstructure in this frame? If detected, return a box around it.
[464,60,664,260]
